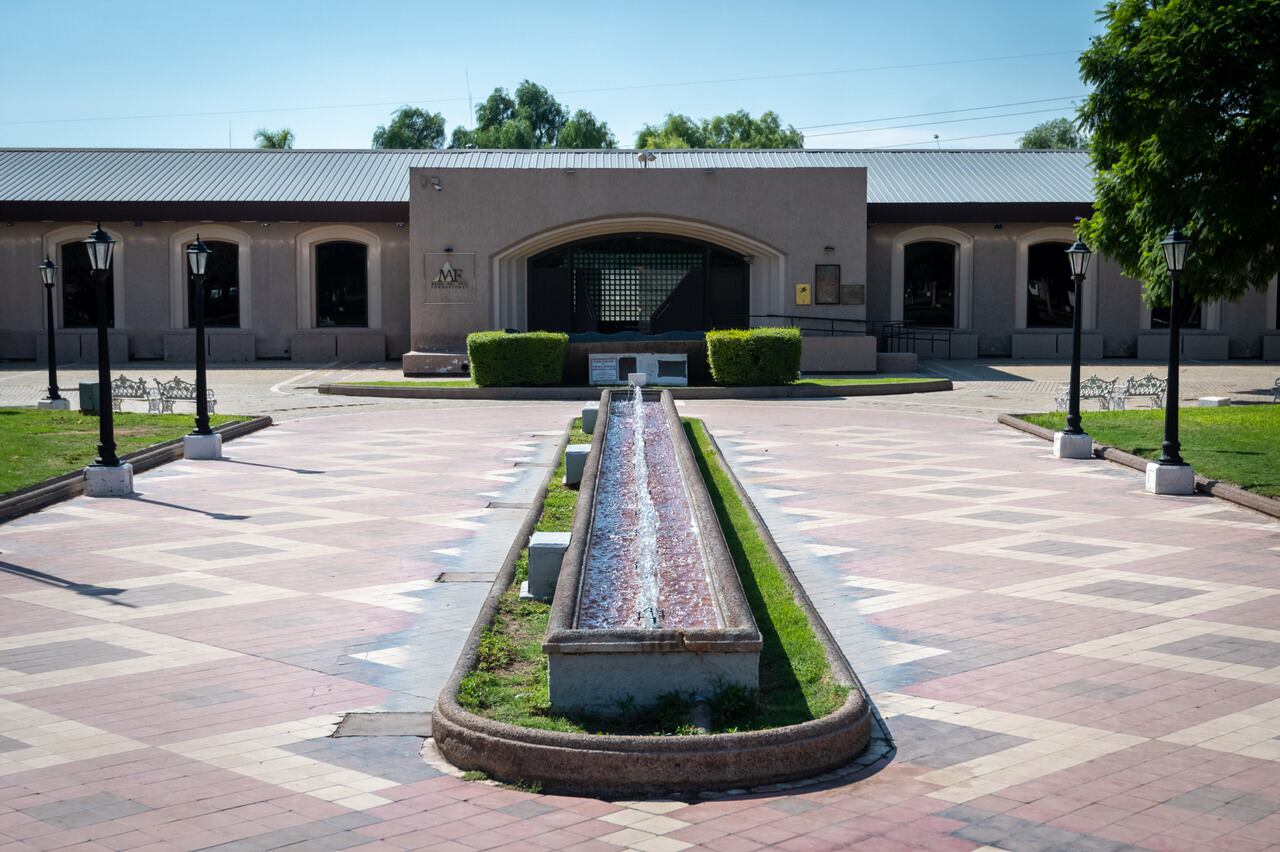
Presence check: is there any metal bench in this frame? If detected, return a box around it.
[1055,375,1120,412]
[152,376,217,415]
[1112,373,1168,410]
[1273,377,1279,403]
[110,375,161,414]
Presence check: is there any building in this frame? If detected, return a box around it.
[1,148,1276,369]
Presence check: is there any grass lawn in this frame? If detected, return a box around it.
[338,376,933,390]
[1022,405,1280,498]
[0,408,244,495]
[457,417,848,735]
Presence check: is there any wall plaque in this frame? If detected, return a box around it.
[795,283,812,306]
[841,283,866,306]
[815,264,841,305]
[423,252,477,304]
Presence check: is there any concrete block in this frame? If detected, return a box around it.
[37,398,71,410]
[290,333,336,362]
[1146,461,1195,495]
[1011,331,1103,360]
[182,433,223,460]
[1198,396,1231,407]
[527,531,571,600]
[84,463,134,497]
[875,352,918,373]
[1053,431,1093,460]
[1137,331,1229,361]
[336,333,386,362]
[209,332,255,362]
[78,332,128,364]
[628,372,647,386]
[581,402,599,434]
[564,444,590,486]
[1264,333,1280,362]
[402,350,468,375]
[799,335,877,373]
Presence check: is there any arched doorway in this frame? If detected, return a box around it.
[526,233,749,334]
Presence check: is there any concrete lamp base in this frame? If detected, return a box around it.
[84,463,134,498]
[564,444,590,486]
[1053,431,1094,460]
[37,398,72,410]
[581,402,599,435]
[1145,461,1196,496]
[183,433,223,460]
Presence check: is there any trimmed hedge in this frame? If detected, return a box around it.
[467,331,569,387]
[706,327,802,386]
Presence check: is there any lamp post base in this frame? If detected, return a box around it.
[1053,431,1093,460]
[84,462,134,498]
[183,433,223,460]
[37,398,71,411]
[1145,461,1195,496]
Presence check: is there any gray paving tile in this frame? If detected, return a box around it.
[117,582,227,607]
[24,792,150,829]
[965,510,1055,525]
[0,638,147,674]
[1009,539,1122,559]
[1154,634,1280,667]
[497,800,557,819]
[1050,679,1141,700]
[163,686,255,707]
[168,542,282,560]
[0,734,28,753]
[888,715,1029,768]
[1067,579,1203,604]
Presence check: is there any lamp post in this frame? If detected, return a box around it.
[1146,227,1195,495]
[37,256,69,410]
[1054,239,1093,459]
[82,223,133,496]
[182,236,222,459]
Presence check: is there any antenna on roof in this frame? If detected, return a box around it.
[465,67,474,121]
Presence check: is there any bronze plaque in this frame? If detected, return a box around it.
[815,264,841,305]
[841,283,866,306]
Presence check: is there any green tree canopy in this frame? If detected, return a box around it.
[1018,117,1088,149]
[448,80,616,149]
[254,128,295,149]
[372,107,446,149]
[636,110,803,149]
[1078,0,1280,305]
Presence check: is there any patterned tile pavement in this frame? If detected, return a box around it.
[0,398,1276,850]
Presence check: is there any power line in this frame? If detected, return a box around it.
[0,48,1081,128]
[805,106,1078,139]
[796,95,1085,131]
[865,128,1042,149]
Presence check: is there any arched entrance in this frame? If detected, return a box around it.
[526,233,749,334]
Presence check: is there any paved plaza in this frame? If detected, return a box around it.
[0,383,1278,849]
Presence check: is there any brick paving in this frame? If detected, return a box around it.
[0,399,1277,850]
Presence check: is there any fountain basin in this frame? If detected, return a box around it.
[544,388,761,714]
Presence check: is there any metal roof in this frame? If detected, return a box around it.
[0,148,1095,206]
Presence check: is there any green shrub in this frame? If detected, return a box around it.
[467,331,568,387]
[706,327,802,386]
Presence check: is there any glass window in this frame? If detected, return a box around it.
[1026,242,1074,328]
[903,241,955,327]
[315,241,368,328]
[1151,301,1203,330]
[187,240,239,328]
[60,241,114,328]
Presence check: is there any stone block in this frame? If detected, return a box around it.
[1146,461,1195,495]
[1137,331,1229,361]
[402,350,468,375]
[37,398,71,410]
[1198,396,1231,407]
[290,333,336,362]
[1264,333,1280,362]
[564,444,590,486]
[1011,331,1103,360]
[581,402,599,434]
[800,334,877,372]
[84,463,134,498]
[875,352,918,373]
[527,531,571,600]
[1053,431,1093,460]
[182,433,223,460]
[336,333,386,362]
[628,372,647,386]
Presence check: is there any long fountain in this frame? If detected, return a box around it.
[543,385,762,713]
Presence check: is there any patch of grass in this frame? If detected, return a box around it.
[336,379,477,388]
[339,377,934,390]
[1022,405,1280,498]
[460,770,489,782]
[793,376,935,387]
[0,408,245,495]
[456,415,849,736]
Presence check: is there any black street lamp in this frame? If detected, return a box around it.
[1157,227,1191,467]
[84,223,119,467]
[38,256,64,406]
[186,236,213,437]
[1063,239,1092,435]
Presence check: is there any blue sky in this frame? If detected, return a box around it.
[0,0,1105,150]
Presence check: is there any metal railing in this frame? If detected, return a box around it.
[748,314,954,359]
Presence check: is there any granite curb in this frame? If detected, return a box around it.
[998,412,1280,521]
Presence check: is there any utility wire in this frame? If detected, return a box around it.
[864,128,1043,149]
[796,95,1085,131]
[805,106,1078,139]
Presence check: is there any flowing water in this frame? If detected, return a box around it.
[576,389,719,630]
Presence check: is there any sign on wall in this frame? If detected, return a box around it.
[795,283,812,306]
[815,264,841,305]
[423,252,477,304]
[841,283,866,306]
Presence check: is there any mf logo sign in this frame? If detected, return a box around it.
[431,261,466,288]
[423,252,476,304]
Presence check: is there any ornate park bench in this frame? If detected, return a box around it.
[152,376,217,415]
[110,375,161,414]
[1112,373,1168,410]
[1054,375,1120,412]
[1273,377,1279,403]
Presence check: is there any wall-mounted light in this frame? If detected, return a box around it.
[637,151,656,168]
[994,223,1004,230]
[564,168,577,174]
[444,246,453,253]
[132,221,143,228]
[823,245,835,253]
[396,222,406,228]
[260,222,271,228]
[430,176,443,192]
[703,168,715,174]
[742,255,754,265]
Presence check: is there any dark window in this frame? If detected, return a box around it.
[315,241,368,328]
[903,241,955,327]
[1026,241,1074,328]
[1151,301,1203,330]
[60,241,113,328]
[187,240,239,328]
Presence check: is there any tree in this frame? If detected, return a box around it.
[254,128,295,149]
[1018,117,1087,149]
[1078,0,1280,306]
[372,107,446,149]
[447,80,616,149]
[636,110,803,149]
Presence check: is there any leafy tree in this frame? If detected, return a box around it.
[372,107,446,149]
[254,128,295,149]
[1078,0,1280,305]
[448,80,615,149]
[636,110,803,149]
[1018,117,1087,149]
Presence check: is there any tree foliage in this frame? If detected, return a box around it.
[1078,0,1280,305]
[372,107,446,149]
[1018,117,1088,149]
[448,80,616,149]
[636,110,803,149]
[254,128,295,149]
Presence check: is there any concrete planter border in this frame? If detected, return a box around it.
[320,378,951,402]
[430,415,872,797]
[0,416,273,524]
[998,413,1280,521]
